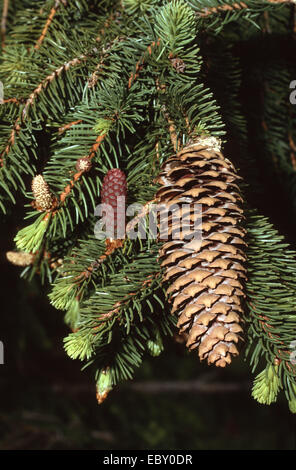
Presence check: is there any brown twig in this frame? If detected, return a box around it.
[163,109,179,152]
[59,132,106,204]
[34,0,66,50]
[58,119,82,135]
[155,80,181,152]
[0,118,20,167]
[2,97,24,104]
[128,38,161,89]
[22,54,90,121]
[197,2,248,18]
[1,0,8,49]
[87,53,108,88]
[92,273,158,327]
[289,132,296,169]
[197,0,293,19]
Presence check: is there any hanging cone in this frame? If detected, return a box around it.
[155,137,247,367]
[96,368,113,404]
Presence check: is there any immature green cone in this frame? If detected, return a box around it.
[156,138,247,367]
[96,368,113,404]
[287,383,296,413]
[288,399,296,414]
[252,365,280,405]
[147,331,164,357]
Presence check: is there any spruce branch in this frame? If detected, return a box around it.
[0,52,93,169]
[245,211,296,405]
[2,97,24,104]
[91,271,161,327]
[154,0,196,54]
[21,53,92,122]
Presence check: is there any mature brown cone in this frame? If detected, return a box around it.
[155,138,247,367]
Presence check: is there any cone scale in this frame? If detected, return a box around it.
[156,139,247,367]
